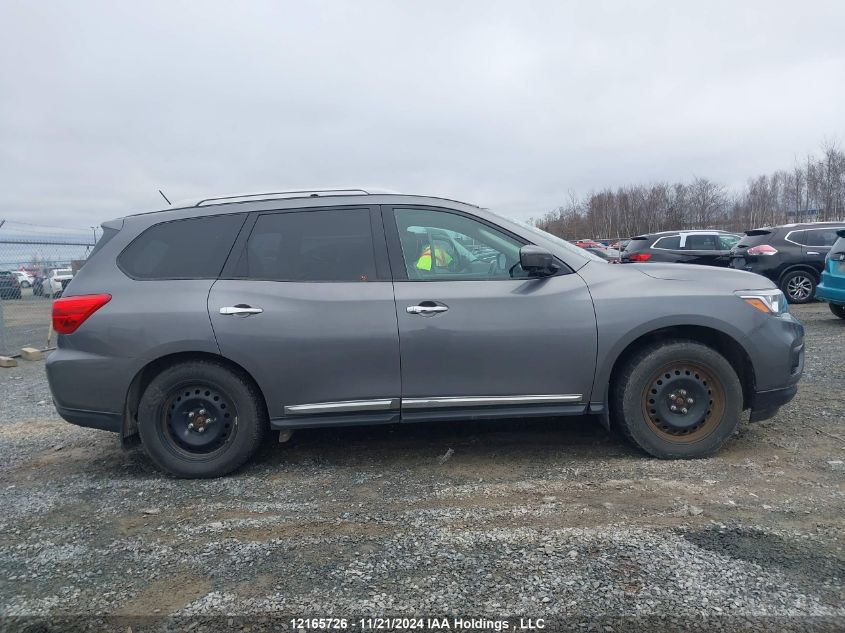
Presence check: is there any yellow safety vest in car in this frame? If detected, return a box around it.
[416,245,453,271]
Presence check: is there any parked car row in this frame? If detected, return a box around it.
[0,267,76,299]
[593,221,845,307]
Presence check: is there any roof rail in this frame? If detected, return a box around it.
[193,188,393,207]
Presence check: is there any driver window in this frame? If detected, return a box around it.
[393,208,526,280]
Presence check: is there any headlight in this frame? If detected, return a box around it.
[736,289,787,315]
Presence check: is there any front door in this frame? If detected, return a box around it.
[384,206,597,415]
[208,206,401,421]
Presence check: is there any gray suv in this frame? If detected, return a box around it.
[47,190,805,477]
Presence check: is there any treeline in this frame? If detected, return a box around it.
[535,141,845,240]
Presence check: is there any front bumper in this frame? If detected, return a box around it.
[748,385,798,422]
[744,313,804,423]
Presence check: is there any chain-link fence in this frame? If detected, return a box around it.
[0,221,97,356]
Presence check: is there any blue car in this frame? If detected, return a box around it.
[816,228,845,319]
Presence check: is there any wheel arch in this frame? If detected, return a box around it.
[603,325,756,418]
[121,351,269,445]
[778,264,820,284]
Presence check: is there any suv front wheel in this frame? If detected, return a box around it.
[138,360,267,478]
[611,340,743,459]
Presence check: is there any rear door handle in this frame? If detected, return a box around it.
[219,305,263,316]
[406,304,448,316]
[806,251,820,255]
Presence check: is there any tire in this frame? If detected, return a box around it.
[610,340,743,459]
[830,303,845,320]
[780,270,816,304]
[138,359,267,478]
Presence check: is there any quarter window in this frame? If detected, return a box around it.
[785,230,806,245]
[119,214,245,279]
[240,208,377,282]
[392,208,526,280]
[719,234,741,249]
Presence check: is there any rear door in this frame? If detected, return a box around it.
[802,226,845,273]
[678,233,726,266]
[384,205,597,414]
[208,206,401,421]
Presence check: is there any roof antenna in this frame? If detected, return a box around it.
[158,189,172,205]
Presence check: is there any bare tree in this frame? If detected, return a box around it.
[536,140,845,240]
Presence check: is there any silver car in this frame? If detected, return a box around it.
[46,190,804,477]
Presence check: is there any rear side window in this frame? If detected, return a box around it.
[119,214,244,279]
[653,235,681,249]
[239,208,377,282]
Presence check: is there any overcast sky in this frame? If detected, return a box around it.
[1,0,844,228]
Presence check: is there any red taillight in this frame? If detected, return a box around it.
[52,294,111,334]
[628,252,652,262]
[747,244,778,256]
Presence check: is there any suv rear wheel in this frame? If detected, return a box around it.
[830,303,845,320]
[138,360,267,478]
[611,340,743,459]
[780,270,816,304]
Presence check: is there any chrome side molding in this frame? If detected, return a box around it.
[284,398,399,415]
[402,395,582,409]
[285,394,583,415]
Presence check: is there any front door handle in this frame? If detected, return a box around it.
[806,251,820,255]
[220,305,263,316]
[406,304,449,316]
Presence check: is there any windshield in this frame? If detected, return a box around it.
[502,215,607,263]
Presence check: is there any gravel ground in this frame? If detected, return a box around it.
[0,303,843,632]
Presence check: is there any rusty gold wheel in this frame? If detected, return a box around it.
[641,361,726,443]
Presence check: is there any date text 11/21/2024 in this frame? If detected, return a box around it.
[290,617,547,630]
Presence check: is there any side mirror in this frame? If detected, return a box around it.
[520,245,556,276]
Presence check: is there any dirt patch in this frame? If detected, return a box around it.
[114,573,212,616]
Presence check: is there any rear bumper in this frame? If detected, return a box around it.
[748,385,798,422]
[54,403,122,432]
[46,348,136,432]
[817,270,845,304]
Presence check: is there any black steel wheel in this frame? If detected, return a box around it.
[641,361,726,444]
[781,270,816,304]
[161,383,238,457]
[138,359,267,478]
[830,303,845,320]
[611,340,743,459]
